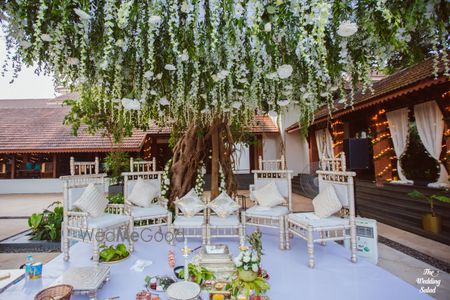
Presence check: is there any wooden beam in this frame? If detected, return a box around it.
[10,156,15,179]
[52,153,57,178]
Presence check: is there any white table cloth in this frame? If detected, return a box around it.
[0,228,431,300]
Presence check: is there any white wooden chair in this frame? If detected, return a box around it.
[130,157,156,172]
[170,196,207,245]
[205,196,245,246]
[258,155,285,170]
[70,156,99,175]
[60,174,133,262]
[242,169,293,249]
[122,171,172,232]
[286,153,357,268]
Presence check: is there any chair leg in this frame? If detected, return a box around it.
[285,218,291,250]
[62,222,70,261]
[169,225,175,245]
[202,225,207,245]
[239,224,245,247]
[320,231,327,246]
[350,220,357,263]
[279,216,286,250]
[307,226,315,268]
[128,221,135,253]
[92,229,100,263]
[206,225,211,245]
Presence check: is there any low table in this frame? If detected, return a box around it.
[52,266,110,300]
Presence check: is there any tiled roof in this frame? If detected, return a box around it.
[314,56,450,122]
[0,98,278,153]
[248,115,279,133]
[0,100,146,153]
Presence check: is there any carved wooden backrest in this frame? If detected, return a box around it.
[70,156,99,176]
[316,153,356,210]
[258,155,285,171]
[252,170,293,211]
[130,157,157,172]
[60,174,106,211]
[319,152,346,172]
[122,171,163,204]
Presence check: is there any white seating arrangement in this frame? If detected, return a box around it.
[258,155,285,170]
[206,192,245,246]
[242,169,293,249]
[60,174,134,262]
[122,171,172,232]
[130,157,157,172]
[69,156,99,175]
[170,189,207,244]
[286,153,357,268]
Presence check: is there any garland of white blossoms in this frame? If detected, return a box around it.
[1,0,448,133]
[161,159,172,199]
[194,163,206,196]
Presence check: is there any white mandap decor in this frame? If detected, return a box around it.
[0,0,448,135]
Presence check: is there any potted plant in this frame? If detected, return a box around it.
[104,152,129,195]
[99,243,130,263]
[28,202,63,241]
[408,190,450,234]
[175,263,215,285]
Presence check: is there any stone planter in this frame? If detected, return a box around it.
[422,213,442,234]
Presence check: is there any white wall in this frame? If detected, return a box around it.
[233,143,250,174]
[276,103,310,174]
[0,179,63,194]
[262,134,281,160]
[285,132,310,174]
[0,178,112,194]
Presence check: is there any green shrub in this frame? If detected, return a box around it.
[28,202,63,241]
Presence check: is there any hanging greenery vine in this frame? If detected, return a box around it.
[0,0,448,140]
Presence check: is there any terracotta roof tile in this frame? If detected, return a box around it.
[0,104,146,153]
[0,97,278,153]
[248,115,279,133]
[314,56,450,121]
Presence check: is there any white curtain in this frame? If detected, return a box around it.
[386,108,413,184]
[315,128,334,160]
[414,101,449,188]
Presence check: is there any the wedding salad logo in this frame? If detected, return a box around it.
[416,268,441,294]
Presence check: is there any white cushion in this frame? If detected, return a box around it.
[252,181,286,208]
[131,205,168,218]
[87,213,130,229]
[312,184,342,218]
[175,189,205,217]
[288,212,349,228]
[73,183,108,217]
[208,192,240,218]
[128,178,159,207]
[209,215,240,226]
[245,205,288,217]
[173,216,204,227]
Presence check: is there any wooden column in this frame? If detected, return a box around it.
[331,120,344,156]
[309,130,318,174]
[52,153,57,178]
[371,109,394,185]
[10,156,15,179]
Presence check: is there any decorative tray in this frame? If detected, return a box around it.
[52,265,110,299]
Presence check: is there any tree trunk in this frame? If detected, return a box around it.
[168,115,237,204]
[211,124,220,199]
